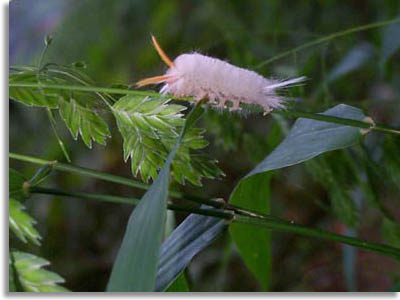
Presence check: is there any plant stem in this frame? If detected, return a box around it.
[45,108,72,162]
[10,82,400,135]
[30,187,232,220]
[256,18,400,68]
[9,152,224,208]
[272,110,400,135]
[30,186,400,260]
[234,215,400,260]
[9,82,163,99]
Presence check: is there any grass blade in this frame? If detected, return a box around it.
[106,102,205,292]
[155,209,227,292]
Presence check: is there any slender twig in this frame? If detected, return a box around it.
[273,110,400,135]
[234,215,400,260]
[30,186,400,259]
[30,187,233,220]
[9,82,163,99]
[9,82,400,135]
[45,109,71,162]
[255,18,400,68]
[9,152,226,209]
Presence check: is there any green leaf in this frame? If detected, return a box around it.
[229,173,271,291]
[155,209,227,291]
[9,86,58,108]
[245,104,365,178]
[228,104,368,282]
[166,273,189,292]
[112,95,222,185]
[9,198,41,246]
[10,251,69,292]
[9,168,28,201]
[106,102,205,292]
[9,70,58,108]
[10,65,111,151]
[58,97,110,148]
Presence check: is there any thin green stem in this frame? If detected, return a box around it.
[45,109,71,162]
[272,110,400,135]
[31,186,140,205]
[9,152,224,208]
[47,68,113,107]
[30,186,400,260]
[10,152,149,189]
[10,82,400,135]
[37,37,51,71]
[9,82,165,100]
[30,187,232,219]
[234,215,400,260]
[256,18,400,68]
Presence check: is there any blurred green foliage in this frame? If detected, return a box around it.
[9,0,400,292]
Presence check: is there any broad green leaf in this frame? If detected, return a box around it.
[10,251,69,292]
[155,209,227,292]
[59,97,110,148]
[112,95,222,185]
[229,173,271,291]
[9,198,41,246]
[246,104,366,178]
[9,168,28,201]
[228,104,367,286]
[166,273,189,292]
[107,103,205,292]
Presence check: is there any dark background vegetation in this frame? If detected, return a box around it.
[10,0,400,292]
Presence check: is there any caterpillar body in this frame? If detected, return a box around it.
[137,36,306,115]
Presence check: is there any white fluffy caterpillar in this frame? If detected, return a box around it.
[137,36,306,115]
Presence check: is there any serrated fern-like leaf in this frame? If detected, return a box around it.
[58,97,110,148]
[112,95,223,185]
[10,251,69,292]
[9,70,58,108]
[10,66,110,149]
[9,198,41,246]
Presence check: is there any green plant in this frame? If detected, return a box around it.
[9,17,400,292]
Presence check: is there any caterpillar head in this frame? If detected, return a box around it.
[136,35,178,87]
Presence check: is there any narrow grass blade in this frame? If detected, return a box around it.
[155,210,227,292]
[106,103,205,292]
